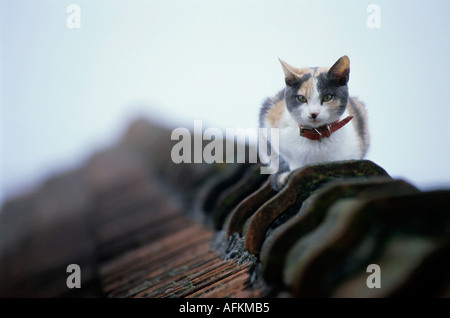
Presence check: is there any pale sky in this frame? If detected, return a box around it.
[1,0,450,205]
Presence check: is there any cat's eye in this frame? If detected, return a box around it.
[322,94,333,102]
[297,95,307,103]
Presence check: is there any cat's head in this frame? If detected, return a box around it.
[280,56,350,128]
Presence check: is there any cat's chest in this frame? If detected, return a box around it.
[277,122,356,169]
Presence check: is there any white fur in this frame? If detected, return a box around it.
[275,109,360,171]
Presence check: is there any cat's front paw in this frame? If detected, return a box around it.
[270,171,291,191]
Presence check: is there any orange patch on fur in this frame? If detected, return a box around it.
[266,99,286,128]
[297,76,314,98]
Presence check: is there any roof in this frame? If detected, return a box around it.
[1,118,449,297]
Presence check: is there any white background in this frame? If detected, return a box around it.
[1,0,450,206]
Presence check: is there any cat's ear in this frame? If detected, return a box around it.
[279,58,301,86]
[328,55,350,85]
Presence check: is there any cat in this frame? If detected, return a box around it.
[259,55,370,190]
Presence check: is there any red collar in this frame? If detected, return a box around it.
[299,116,353,141]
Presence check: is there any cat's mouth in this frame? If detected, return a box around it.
[299,118,325,129]
[300,114,341,129]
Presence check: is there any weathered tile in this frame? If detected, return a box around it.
[260,178,418,287]
[244,160,390,254]
[284,190,450,297]
[227,179,278,237]
[332,237,450,297]
[212,163,268,230]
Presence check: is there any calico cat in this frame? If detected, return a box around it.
[259,56,370,190]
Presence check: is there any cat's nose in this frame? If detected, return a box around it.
[310,112,319,119]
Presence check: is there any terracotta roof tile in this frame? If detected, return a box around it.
[1,118,449,298]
